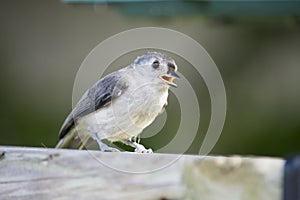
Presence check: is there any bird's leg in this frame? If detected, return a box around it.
[91,132,120,152]
[122,139,153,154]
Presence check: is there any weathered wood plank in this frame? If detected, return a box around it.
[0,146,284,200]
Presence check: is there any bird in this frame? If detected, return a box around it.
[56,51,179,153]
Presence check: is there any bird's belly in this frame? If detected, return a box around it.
[78,87,168,141]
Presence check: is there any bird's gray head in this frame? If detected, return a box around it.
[130,51,180,87]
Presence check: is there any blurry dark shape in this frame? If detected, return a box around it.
[284,155,300,200]
[295,16,300,25]
[62,0,300,17]
[213,16,235,25]
[0,151,5,161]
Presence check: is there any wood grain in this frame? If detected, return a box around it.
[0,146,284,200]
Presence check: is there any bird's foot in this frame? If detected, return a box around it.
[122,139,153,153]
[92,132,120,152]
[134,143,153,154]
[97,141,120,152]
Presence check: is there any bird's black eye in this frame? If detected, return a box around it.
[152,60,160,69]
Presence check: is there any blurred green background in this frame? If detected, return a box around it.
[0,0,300,157]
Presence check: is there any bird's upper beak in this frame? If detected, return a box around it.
[160,70,180,88]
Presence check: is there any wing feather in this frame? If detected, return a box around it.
[58,71,128,139]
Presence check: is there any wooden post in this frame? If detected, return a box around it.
[0,146,284,200]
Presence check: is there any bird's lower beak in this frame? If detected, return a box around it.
[160,71,180,88]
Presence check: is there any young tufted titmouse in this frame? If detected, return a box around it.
[56,52,179,153]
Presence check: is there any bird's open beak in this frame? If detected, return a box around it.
[160,71,180,88]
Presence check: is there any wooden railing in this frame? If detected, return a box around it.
[0,146,283,200]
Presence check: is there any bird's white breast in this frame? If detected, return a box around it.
[78,79,169,142]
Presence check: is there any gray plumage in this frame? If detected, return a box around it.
[58,71,126,139]
[56,52,179,153]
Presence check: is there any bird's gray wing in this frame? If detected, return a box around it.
[58,71,128,139]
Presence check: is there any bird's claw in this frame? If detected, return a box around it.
[134,143,153,154]
[134,148,153,154]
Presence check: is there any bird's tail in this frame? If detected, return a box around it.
[55,128,93,150]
